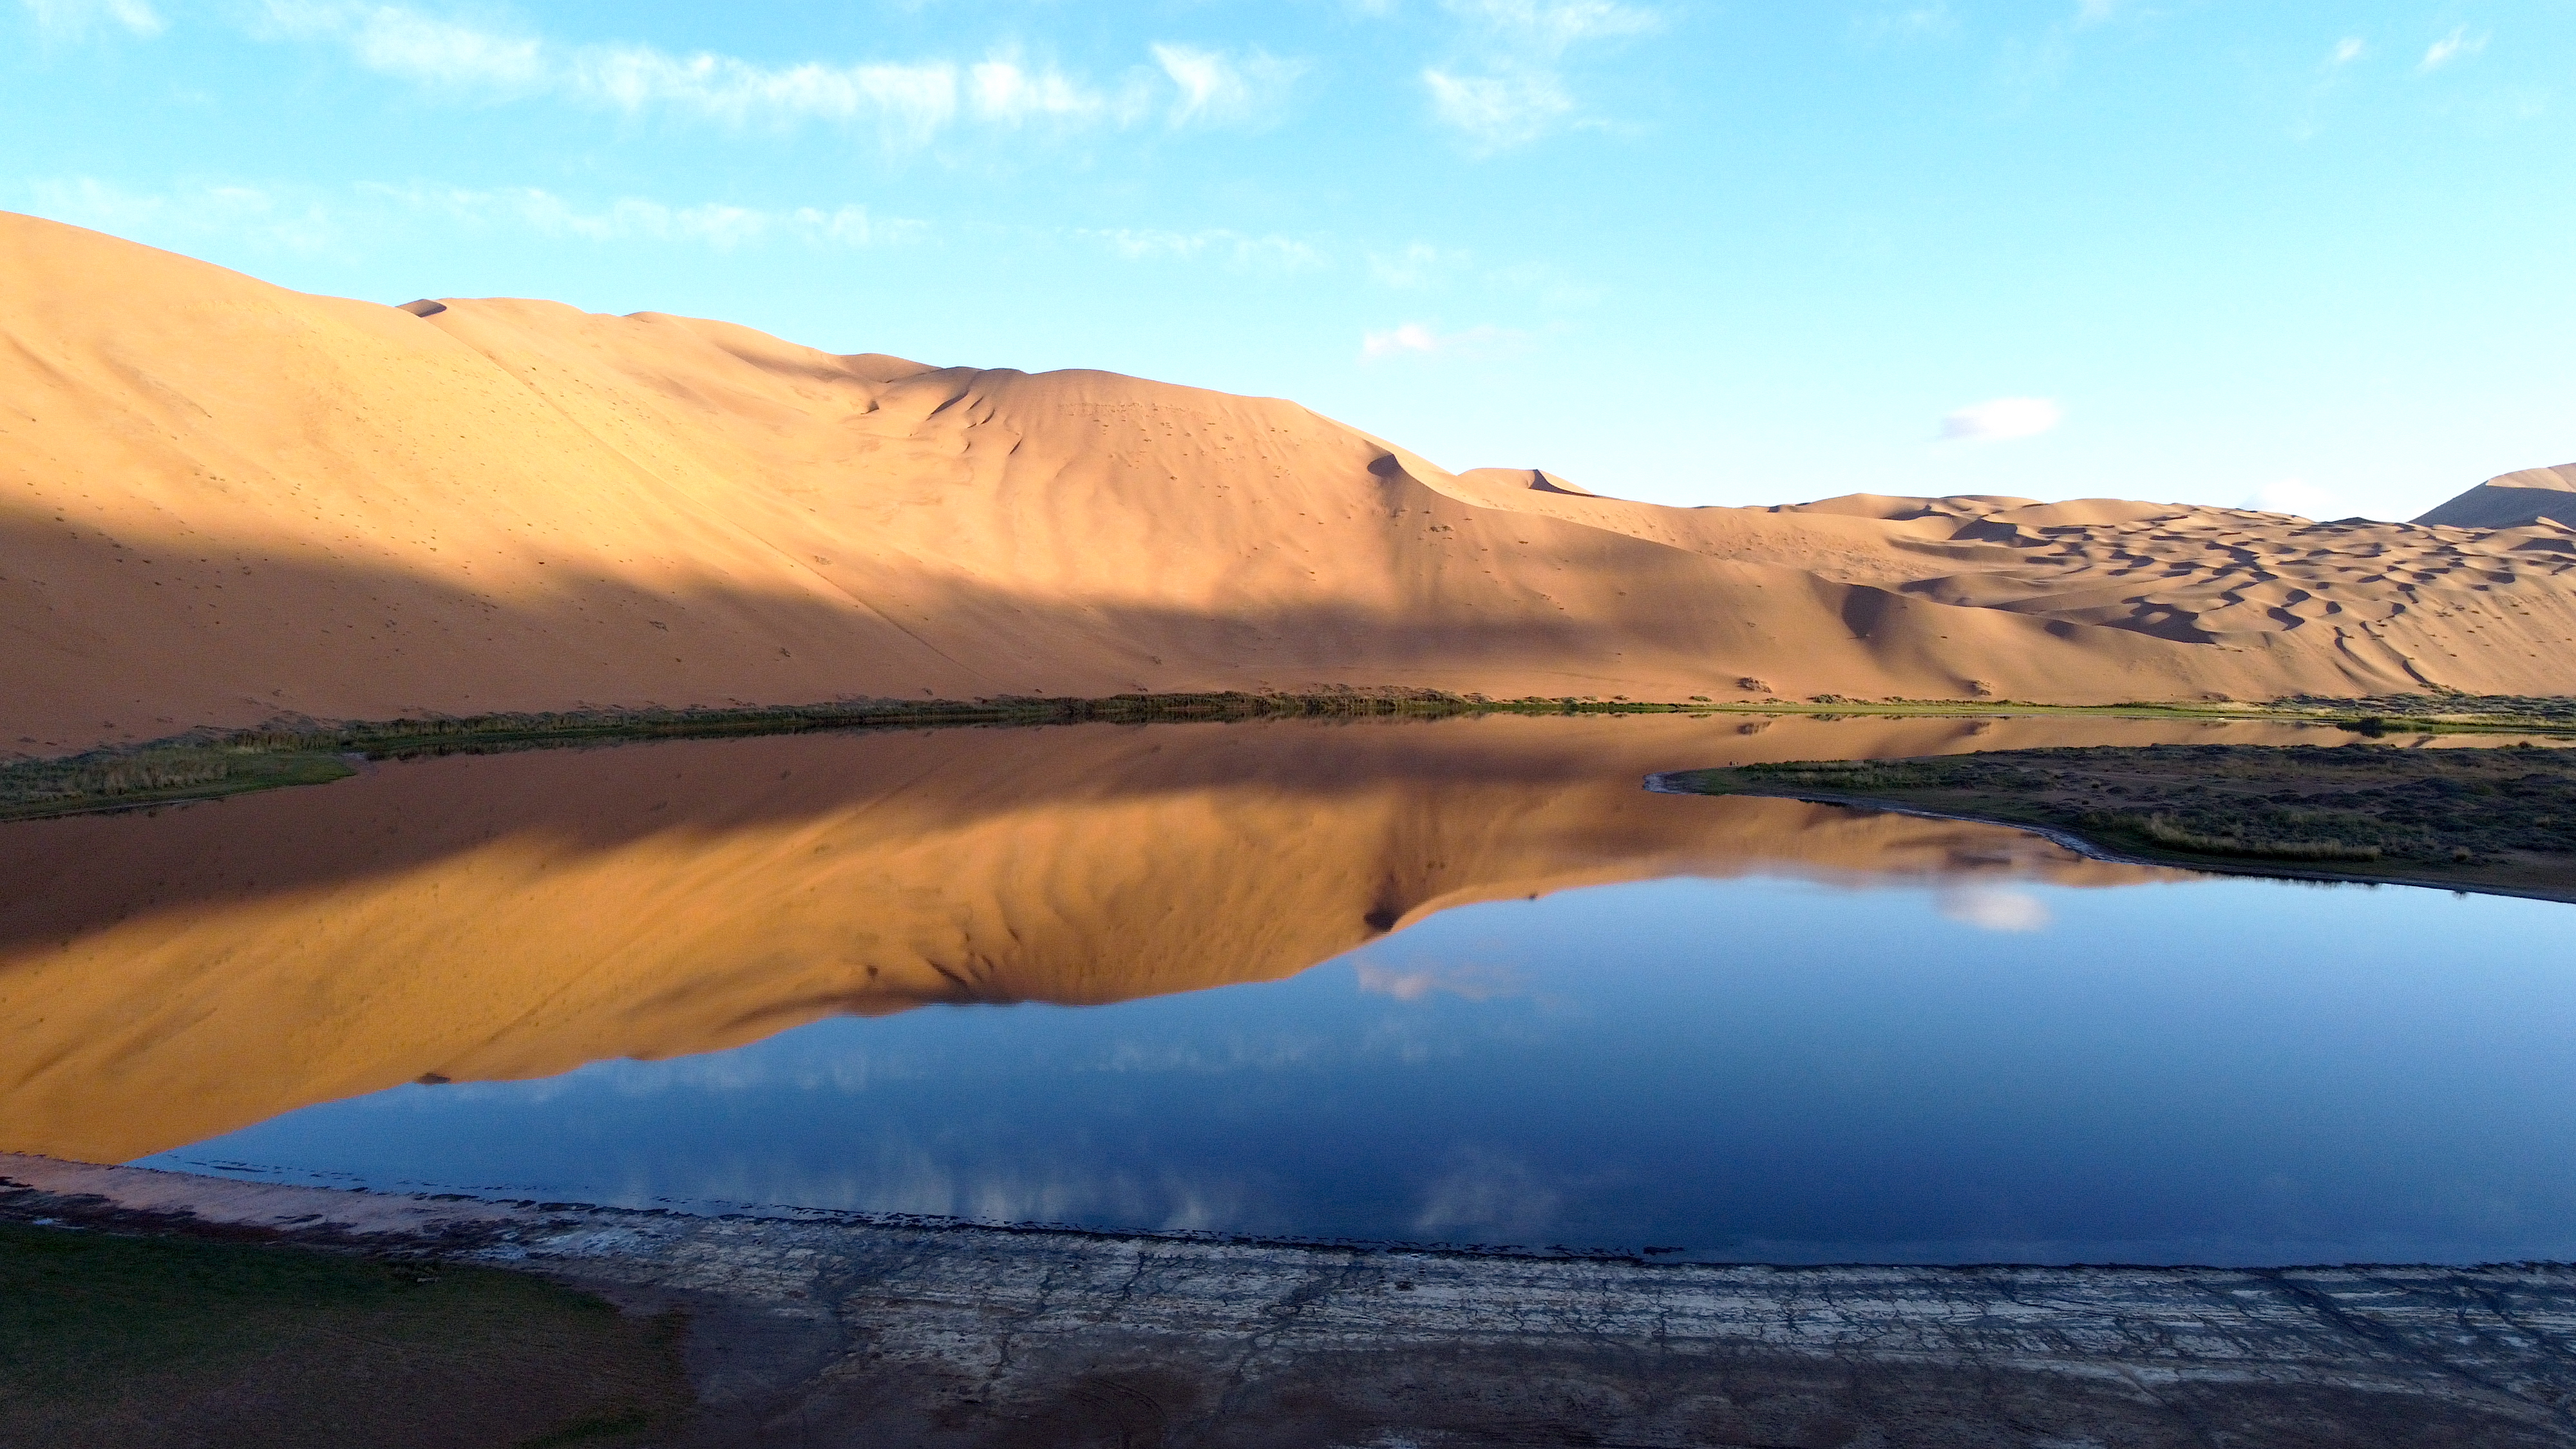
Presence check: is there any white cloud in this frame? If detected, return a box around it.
[1365,321,1442,357]
[2072,0,2121,27]
[382,184,923,249]
[1080,227,1323,272]
[2420,26,2486,71]
[1353,960,1523,1001]
[1360,319,1526,360]
[1937,886,2051,933]
[1368,242,1471,288]
[1852,5,1956,43]
[2326,36,2366,68]
[1421,0,1656,149]
[1423,66,1573,149]
[1150,44,1304,128]
[26,176,336,251]
[2240,478,2344,520]
[21,0,162,38]
[968,55,1126,128]
[254,3,1300,149]
[1442,0,1660,53]
[1938,396,2062,443]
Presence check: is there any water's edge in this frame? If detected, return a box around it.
[9,1153,2576,1445]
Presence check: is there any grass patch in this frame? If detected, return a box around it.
[0,1222,690,1449]
[1663,741,2576,898]
[8,690,2573,824]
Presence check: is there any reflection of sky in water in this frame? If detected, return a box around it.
[146,875,2576,1265]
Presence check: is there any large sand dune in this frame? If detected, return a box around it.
[6,211,2573,754]
[2414,462,2576,530]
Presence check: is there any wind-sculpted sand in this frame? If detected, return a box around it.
[8,211,2576,757]
[0,714,2316,1164]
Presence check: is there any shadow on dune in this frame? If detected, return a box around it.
[2,499,2383,757]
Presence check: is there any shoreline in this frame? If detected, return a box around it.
[1647,773,2576,905]
[8,688,2571,826]
[10,1153,2576,1445]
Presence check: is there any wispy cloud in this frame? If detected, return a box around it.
[21,0,163,38]
[254,3,1300,148]
[1419,0,1660,150]
[1422,68,1573,148]
[27,176,336,251]
[1079,227,1324,272]
[1151,43,1304,128]
[1851,4,1955,43]
[2240,477,2344,520]
[1938,395,2061,443]
[1360,319,1528,360]
[1444,0,1660,51]
[2325,36,2366,68]
[2419,26,2486,72]
[383,185,923,249]
[1368,242,1472,289]
[24,175,921,256]
[1936,886,2051,933]
[1354,960,1524,1001]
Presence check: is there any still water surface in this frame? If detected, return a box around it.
[4,715,2566,1265]
[146,873,2576,1265]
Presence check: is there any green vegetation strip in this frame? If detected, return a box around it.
[6,688,2571,824]
[1663,741,2576,900]
[0,1222,690,1449]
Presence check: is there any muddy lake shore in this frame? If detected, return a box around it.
[8,1153,2576,1447]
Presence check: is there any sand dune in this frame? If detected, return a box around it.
[0,713,2304,1162]
[5,211,2574,755]
[2415,462,2576,530]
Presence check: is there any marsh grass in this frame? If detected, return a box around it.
[8,688,2573,824]
[1670,741,2576,892]
[0,1222,689,1448]
[0,690,1701,822]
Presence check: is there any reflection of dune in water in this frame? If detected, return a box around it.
[0,714,2300,1162]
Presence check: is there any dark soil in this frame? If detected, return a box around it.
[0,1222,693,1449]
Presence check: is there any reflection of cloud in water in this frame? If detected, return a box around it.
[640,1135,1258,1234]
[1353,960,1525,1002]
[1412,1146,1561,1240]
[1937,886,2052,934]
[1093,1034,1321,1075]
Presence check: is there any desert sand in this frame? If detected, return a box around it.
[0,712,2340,1162]
[2414,461,2576,530]
[6,211,2574,757]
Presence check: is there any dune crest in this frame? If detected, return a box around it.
[2415,463,2576,530]
[5,210,2573,754]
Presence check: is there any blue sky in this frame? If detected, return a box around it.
[8,1,2571,519]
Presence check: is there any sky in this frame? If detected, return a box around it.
[7,1,2571,520]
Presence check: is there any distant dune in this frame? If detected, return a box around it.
[2414,463,2576,530]
[6,211,2573,755]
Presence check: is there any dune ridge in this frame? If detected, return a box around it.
[6,211,2573,755]
[2413,462,2576,531]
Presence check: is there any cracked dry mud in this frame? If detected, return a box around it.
[8,1156,2576,1446]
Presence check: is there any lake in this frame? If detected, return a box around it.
[6,714,2570,1265]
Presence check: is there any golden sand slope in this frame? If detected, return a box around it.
[0,714,2307,1163]
[2414,462,2576,530]
[6,211,2575,756]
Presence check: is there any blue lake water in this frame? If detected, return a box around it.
[145,869,2576,1266]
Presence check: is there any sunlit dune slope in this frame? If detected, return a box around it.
[0,714,2257,1162]
[8,211,2576,755]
